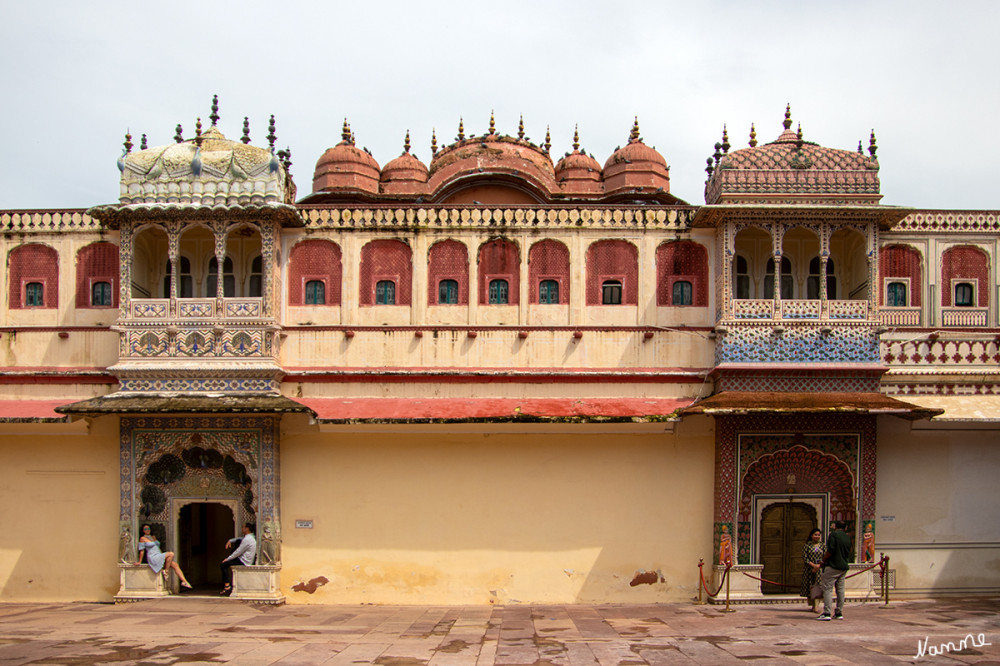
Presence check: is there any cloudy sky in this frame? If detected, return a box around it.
[2,1,997,211]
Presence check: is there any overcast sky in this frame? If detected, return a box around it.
[2,1,997,211]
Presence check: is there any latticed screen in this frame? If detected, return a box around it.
[427,240,468,305]
[878,245,922,307]
[586,240,637,305]
[478,239,519,305]
[940,246,988,307]
[656,241,707,306]
[360,239,412,306]
[10,243,58,309]
[289,239,342,306]
[528,240,569,305]
[75,242,119,308]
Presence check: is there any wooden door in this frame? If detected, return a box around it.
[760,502,817,594]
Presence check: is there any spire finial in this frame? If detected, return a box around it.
[713,142,722,167]
[721,125,730,154]
[458,117,465,141]
[783,103,792,130]
[489,110,495,135]
[341,118,351,143]
[241,117,251,144]
[749,123,757,148]
[403,130,411,154]
[195,117,203,147]
[518,114,525,140]
[267,115,277,151]
[629,116,641,142]
[573,124,580,152]
[123,131,133,154]
[277,146,292,171]
[209,94,220,126]
[796,122,803,149]
[706,157,715,178]
[544,125,551,154]
[431,128,438,155]
[868,129,878,158]
[140,133,147,150]
[857,140,863,154]
[350,128,356,146]
[174,124,184,143]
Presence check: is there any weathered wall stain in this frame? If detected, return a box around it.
[629,570,664,586]
[291,576,329,593]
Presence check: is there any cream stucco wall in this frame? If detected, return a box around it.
[876,417,1000,596]
[0,417,120,602]
[278,417,715,604]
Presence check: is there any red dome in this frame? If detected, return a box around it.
[312,121,381,195]
[380,135,429,195]
[555,128,602,195]
[602,119,670,195]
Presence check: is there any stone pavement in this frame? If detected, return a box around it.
[0,597,997,665]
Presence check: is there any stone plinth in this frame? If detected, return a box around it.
[115,563,169,602]
[231,565,284,604]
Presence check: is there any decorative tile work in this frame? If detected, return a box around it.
[828,300,868,320]
[895,211,1000,234]
[733,300,774,319]
[883,383,1000,396]
[781,300,820,319]
[179,301,215,318]
[716,323,878,364]
[131,301,169,319]
[225,299,262,318]
[717,373,881,393]
[119,377,279,393]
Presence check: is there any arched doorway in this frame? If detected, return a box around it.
[177,502,235,589]
[760,502,816,594]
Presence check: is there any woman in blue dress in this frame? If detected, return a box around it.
[138,524,193,588]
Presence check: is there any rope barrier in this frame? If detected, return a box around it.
[697,559,732,598]
[846,555,888,579]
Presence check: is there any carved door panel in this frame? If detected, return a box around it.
[760,502,817,594]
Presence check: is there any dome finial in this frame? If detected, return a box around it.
[458,117,465,141]
[713,142,723,167]
[123,131,133,154]
[174,124,184,143]
[267,115,277,151]
[796,122,803,149]
[403,130,411,154]
[783,103,792,130]
[242,117,251,144]
[488,110,496,135]
[209,94,220,127]
[706,157,715,178]
[518,114,525,140]
[573,124,580,152]
[195,117,203,147]
[140,133,148,150]
[431,128,438,155]
[544,125,551,154]
[868,129,878,158]
[857,140,863,154]
[629,116,641,143]
[749,123,757,148]
[721,125,730,154]
[341,118,351,143]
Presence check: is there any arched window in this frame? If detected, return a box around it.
[164,257,193,298]
[25,282,44,307]
[886,282,908,307]
[207,256,235,297]
[672,280,693,306]
[439,279,459,304]
[602,280,623,305]
[9,244,58,309]
[538,279,559,304]
[91,281,113,307]
[955,283,974,307]
[376,280,396,305]
[734,256,750,299]
[764,257,793,299]
[248,256,262,297]
[289,240,342,306]
[305,280,326,305]
[488,279,509,304]
[807,257,837,299]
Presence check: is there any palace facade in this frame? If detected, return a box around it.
[0,102,997,604]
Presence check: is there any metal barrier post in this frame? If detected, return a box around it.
[721,564,735,613]
[696,559,704,604]
[883,554,891,607]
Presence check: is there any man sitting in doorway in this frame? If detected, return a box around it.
[221,522,257,595]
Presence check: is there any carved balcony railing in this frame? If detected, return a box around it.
[732,299,774,319]
[780,300,821,320]
[879,307,921,327]
[882,336,1000,367]
[129,298,264,321]
[941,307,988,327]
[828,300,869,320]
[730,299,870,321]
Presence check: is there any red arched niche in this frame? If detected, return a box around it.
[879,244,922,307]
[586,240,638,305]
[360,239,412,306]
[478,238,520,305]
[289,239,342,306]
[528,239,570,305]
[10,243,59,309]
[656,240,708,306]
[427,240,469,305]
[739,445,856,524]
[75,242,119,309]
[941,245,989,307]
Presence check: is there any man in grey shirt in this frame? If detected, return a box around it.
[221,522,257,595]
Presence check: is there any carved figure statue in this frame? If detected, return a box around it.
[718,524,733,565]
[259,521,281,565]
[118,524,133,564]
[862,522,875,563]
